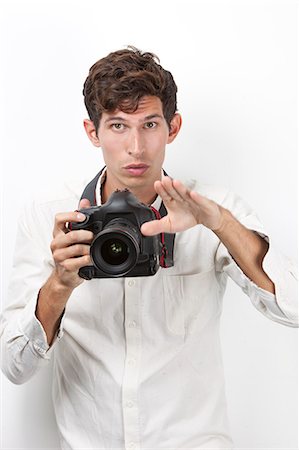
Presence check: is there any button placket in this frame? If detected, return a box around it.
[122,278,141,450]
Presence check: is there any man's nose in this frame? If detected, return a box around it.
[126,130,145,157]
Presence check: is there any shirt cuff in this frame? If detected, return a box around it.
[261,236,298,323]
[234,216,298,325]
[216,223,298,326]
[18,293,65,357]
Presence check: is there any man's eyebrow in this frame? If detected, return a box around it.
[104,114,164,124]
[104,116,126,123]
[143,114,164,121]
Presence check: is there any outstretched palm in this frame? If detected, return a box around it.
[141,177,224,236]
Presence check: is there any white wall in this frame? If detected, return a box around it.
[0,0,297,448]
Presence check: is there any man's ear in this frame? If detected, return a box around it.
[167,113,182,144]
[83,119,101,147]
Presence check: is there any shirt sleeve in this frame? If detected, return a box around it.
[0,202,64,384]
[215,191,298,327]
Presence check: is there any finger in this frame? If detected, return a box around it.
[141,216,172,236]
[160,177,185,202]
[52,230,94,250]
[59,254,92,273]
[154,180,173,203]
[172,179,190,199]
[79,198,92,210]
[189,190,215,211]
[53,211,86,237]
[53,243,91,263]
[158,177,191,204]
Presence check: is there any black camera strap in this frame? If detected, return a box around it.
[79,167,175,268]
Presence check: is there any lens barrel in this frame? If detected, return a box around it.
[90,219,140,276]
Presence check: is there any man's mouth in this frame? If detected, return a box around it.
[123,164,149,176]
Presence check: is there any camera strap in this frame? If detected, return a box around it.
[79,167,175,268]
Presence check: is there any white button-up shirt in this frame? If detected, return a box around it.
[1,174,297,450]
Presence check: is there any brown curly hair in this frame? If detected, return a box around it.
[83,46,178,133]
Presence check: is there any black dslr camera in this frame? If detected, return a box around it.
[69,189,162,279]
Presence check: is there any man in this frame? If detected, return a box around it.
[1,47,297,450]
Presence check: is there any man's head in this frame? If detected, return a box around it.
[82,47,182,205]
[83,46,178,132]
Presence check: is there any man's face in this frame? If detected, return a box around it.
[84,96,181,203]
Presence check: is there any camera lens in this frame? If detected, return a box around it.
[90,219,140,276]
[101,238,129,265]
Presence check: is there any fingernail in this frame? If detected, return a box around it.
[77,213,86,221]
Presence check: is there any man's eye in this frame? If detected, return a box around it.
[144,122,156,129]
[111,123,124,130]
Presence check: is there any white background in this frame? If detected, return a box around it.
[0,0,298,448]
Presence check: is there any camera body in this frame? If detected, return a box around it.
[69,189,161,279]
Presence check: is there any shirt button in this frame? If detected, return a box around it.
[126,401,134,408]
[36,346,46,355]
[128,320,137,328]
[128,442,136,448]
[128,280,135,287]
[57,330,64,340]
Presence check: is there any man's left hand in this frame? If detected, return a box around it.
[141,176,225,236]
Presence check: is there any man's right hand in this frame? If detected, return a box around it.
[50,198,93,290]
[36,198,93,345]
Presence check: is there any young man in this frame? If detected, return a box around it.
[1,47,297,450]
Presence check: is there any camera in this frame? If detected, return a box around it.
[69,189,162,279]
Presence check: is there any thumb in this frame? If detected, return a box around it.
[141,217,170,236]
[78,198,92,210]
